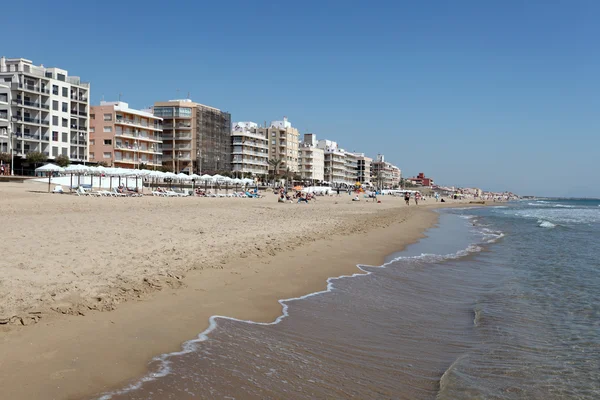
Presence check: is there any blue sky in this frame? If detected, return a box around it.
[3,0,599,197]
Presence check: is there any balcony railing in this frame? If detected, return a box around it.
[12,83,50,94]
[70,95,88,102]
[12,99,50,110]
[12,116,49,125]
[70,140,87,145]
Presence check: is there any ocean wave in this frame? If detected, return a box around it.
[528,202,575,208]
[500,208,600,225]
[437,354,470,400]
[538,220,556,228]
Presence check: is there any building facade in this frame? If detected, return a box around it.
[231,121,269,177]
[371,154,401,189]
[89,101,162,169]
[298,133,324,182]
[317,139,346,185]
[356,154,372,184]
[154,99,231,174]
[0,57,90,165]
[261,117,299,175]
[408,172,434,187]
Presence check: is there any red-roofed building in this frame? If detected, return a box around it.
[409,172,434,187]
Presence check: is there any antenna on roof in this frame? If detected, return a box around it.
[187,91,190,99]
[119,93,122,101]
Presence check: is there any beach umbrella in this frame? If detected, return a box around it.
[36,163,65,192]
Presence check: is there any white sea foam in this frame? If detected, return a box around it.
[538,220,556,228]
[96,227,492,399]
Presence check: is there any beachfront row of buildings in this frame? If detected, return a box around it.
[0,56,403,188]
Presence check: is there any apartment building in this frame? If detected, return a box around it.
[0,57,90,164]
[371,154,401,189]
[261,117,299,175]
[231,121,269,177]
[317,139,346,185]
[0,83,10,154]
[298,133,324,182]
[89,101,162,169]
[356,154,372,184]
[344,151,359,184]
[153,99,231,174]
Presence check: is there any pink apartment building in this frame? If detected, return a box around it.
[89,101,162,169]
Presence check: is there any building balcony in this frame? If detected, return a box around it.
[70,95,88,103]
[12,116,49,126]
[12,99,50,110]
[115,144,161,154]
[70,140,87,146]
[12,83,50,94]
[115,118,162,131]
[114,131,162,143]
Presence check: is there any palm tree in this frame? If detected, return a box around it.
[268,157,283,187]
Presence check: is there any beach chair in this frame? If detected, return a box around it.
[111,188,127,197]
[52,185,64,194]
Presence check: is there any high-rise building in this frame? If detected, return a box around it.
[89,101,162,169]
[344,151,359,184]
[298,133,324,182]
[261,117,299,175]
[317,139,346,185]
[0,57,90,164]
[371,154,401,189]
[231,121,269,177]
[153,99,231,174]
[356,154,372,184]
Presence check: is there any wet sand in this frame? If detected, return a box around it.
[0,181,479,400]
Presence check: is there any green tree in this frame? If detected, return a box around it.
[55,154,70,168]
[0,152,10,164]
[96,161,109,167]
[268,158,283,187]
[138,162,148,170]
[26,151,47,169]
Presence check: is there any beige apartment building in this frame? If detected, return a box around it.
[89,101,162,169]
[231,121,269,177]
[371,154,401,189]
[259,117,299,175]
[298,133,324,182]
[153,99,231,174]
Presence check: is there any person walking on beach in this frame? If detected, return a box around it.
[404,192,410,205]
[336,186,341,197]
[415,192,420,205]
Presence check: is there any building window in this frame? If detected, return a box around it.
[90,127,95,133]
[90,114,95,120]
[90,139,95,146]
[90,152,95,159]
[62,87,68,97]
[52,116,59,125]
[0,93,6,103]
[52,100,58,111]
[103,114,112,121]
[45,72,53,78]
[62,102,68,112]
[103,126,112,133]
[52,147,58,157]
[104,139,112,145]
[52,132,58,141]
[62,118,68,128]
[57,73,65,82]
[62,133,68,142]
[62,148,67,156]
[52,85,59,95]
[103,152,111,159]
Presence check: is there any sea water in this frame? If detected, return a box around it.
[99,199,600,399]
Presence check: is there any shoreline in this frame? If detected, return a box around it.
[0,182,487,400]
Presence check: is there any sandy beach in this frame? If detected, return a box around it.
[0,181,480,400]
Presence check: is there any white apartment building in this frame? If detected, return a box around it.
[231,121,269,177]
[298,133,324,182]
[0,83,11,155]
[356,153,372,184]
[261,117,299,174]
[344,151,359,185]
[317,139,346,185]
[0,57,90,164]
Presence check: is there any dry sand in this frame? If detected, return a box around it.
[0,181,481,399]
